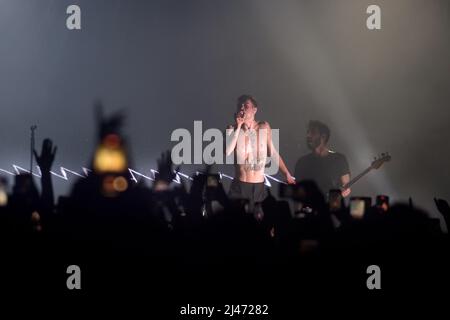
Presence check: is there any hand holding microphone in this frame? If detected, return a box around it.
[235,109,245,128]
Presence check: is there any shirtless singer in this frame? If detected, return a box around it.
[225,94,295,215]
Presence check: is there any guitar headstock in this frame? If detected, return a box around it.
[370,153,391,169]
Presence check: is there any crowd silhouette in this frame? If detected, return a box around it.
[1,107,449,304]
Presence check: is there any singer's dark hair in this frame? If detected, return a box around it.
[236,94,258,110]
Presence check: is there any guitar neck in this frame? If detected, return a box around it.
[343,166,372,189]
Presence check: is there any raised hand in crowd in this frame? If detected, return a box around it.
[34,138,57,214]
[154,150,179,190]
[33,138,57,173]
[434,197,450,229]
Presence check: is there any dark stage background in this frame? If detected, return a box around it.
[0,0,449,228]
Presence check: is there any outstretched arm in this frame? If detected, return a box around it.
[434,198,450,231]
[266,123,295,184]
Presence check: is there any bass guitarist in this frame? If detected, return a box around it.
[294,120,351,197]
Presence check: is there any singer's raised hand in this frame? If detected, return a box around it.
[235,111,245,128]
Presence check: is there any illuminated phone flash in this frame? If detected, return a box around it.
[350,200,365,219]
[113,176,128,192]
[93,145,128,173]
[0,190,7,206]
[102,175,129,197]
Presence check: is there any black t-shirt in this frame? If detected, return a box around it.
[294,151,350,194]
